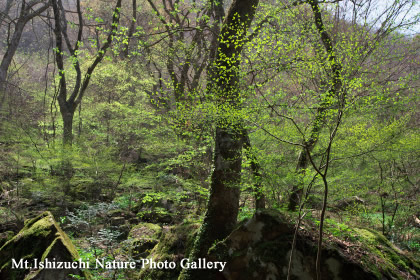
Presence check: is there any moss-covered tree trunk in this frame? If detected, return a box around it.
[179,0,259,279]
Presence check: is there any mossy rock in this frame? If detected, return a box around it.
[136,208,174,224]
[332,196,365,211]
[138,222,200,280]
[353,228,420,279]
[207,209,419,280]
[131,238,159,259]
[128,223,162,258]
[69,182,102,201]
[129,223,162,240]
[107,209,136,219]
[0,211,90,280]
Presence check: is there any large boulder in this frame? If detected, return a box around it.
[128,222,162,259]
[0,211,90,280]
[138,222,200,280]
[332,196,365,210]
[208,210,419,280]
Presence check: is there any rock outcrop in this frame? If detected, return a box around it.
[0,211,90,280]
[208,210,419,280]
[128,222,162,258]
[138,222,200,280]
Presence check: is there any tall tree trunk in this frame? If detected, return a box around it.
[0,0,49,110]
[179,0,259,279]
[120,0,137,58]
[288,134,317,211]
[0,20,24,87]
[52,0,122,146]
[205,0,225,89]
[59,107,75,196]
[62,110,74,147]
[0,20,22,92]
[51,0,121,197]
[59,105,76,195]
[243,130,265,209]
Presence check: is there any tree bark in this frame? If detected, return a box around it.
[121,0,137,58]
[243,130,265,209]
[62,110,74,147]
[179,0,259,279]
[0,20,24,87]
[288,135,317,211]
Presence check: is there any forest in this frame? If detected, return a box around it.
[0,0,419,279]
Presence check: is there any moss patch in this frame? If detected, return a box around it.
[138,222,200,280]
[127,223,163,259]
[129,222,162,240]
[353,228,419,279]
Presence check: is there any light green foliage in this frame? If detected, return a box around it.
[0,0,418,278]
[324,218,353,240]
